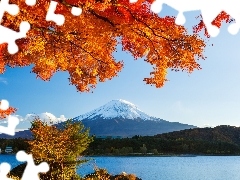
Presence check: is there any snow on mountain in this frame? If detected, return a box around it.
[75,99,159,121]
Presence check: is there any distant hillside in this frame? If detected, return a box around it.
[86,125,240,155]
[154,125,240,146]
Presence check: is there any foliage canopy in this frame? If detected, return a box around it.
[0,0,227,92]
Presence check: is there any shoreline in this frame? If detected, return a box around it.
[84,153,240,157]
[2,153,240,157]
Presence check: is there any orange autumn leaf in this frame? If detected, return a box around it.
[193,11,233,37]
[0,106,17,119]
[0,0,209,92]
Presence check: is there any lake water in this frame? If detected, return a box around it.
[1,155,240,180]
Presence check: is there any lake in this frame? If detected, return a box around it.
[1,155,240,180]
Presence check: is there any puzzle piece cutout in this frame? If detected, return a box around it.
[0,151,49,180]
[25,0,37,6]
[129,0,240,37]
[46,0,82,25]
[0,0,31,54]
[16,150,49,180]
[0,99,19,136]
[0,0,82,54]
[0,99,9,111]
[46,1,65,26]
[222,1,240,35]
[71,6,82,16]
[0,162,12,180]
[0,115,19,136]
[0,21,30,54]
[0,0,19,22]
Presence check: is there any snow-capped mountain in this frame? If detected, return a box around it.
[0,99,197,138]
[74,99,159,121]
[70,99,197,137]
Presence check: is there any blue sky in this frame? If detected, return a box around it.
[1,5,240,128]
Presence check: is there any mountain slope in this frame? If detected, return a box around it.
[71,99,196,137]
[74,99,158,121]
[0,99,197,138]
[80,117,196,137]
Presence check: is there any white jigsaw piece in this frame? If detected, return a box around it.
[46,1,65,26]
[25,0,37,6]
[0,100,19,136]
[0,0,31,54]
[148,0,225,37]
[0,0,82,54]
[0,0,19,21]
[16,150,49,180]
[46,0,82,26]
[223,0,240,35]
[0,162,12,180]
[0,115,19,136]
[0,21,30,54]
[0,99,9,110]
[129,0,240,37]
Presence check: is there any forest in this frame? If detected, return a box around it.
[86,125,240,155]
[2,125,240,156]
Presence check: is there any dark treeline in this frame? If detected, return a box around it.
[86,125,240,155]
[0,137,30,153]
[2,125,240,155]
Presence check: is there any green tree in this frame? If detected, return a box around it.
[27,118,93,179]
[140,144,147,154]
[151,149,158,155]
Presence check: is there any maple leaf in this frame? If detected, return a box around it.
[0,0,208,92]
[0,106,17,119]
[193,11,232,37]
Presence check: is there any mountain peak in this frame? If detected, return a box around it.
[107,99,138,109]
[74,99,156,121]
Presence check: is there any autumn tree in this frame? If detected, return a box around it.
[0,0,219,92]
[26,118,93,179]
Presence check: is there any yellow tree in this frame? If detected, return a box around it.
[27,118,93,179]
[0,0,210,92]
